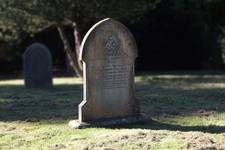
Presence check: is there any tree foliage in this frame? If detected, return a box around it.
[173,0,225,67]
[1,0,225,72]
[0,0,156,41]
[0,0,157,76]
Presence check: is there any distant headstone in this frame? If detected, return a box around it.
[69,18,148,128]
[23,43,53,88]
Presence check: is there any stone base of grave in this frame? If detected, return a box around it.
[68,114,150,129]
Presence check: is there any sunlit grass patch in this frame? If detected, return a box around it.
[0,74,225,149]
[0,79,24,86]
[0,77,82,86]
[53,77,83,85]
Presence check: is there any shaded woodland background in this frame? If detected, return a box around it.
[1,0,225,74]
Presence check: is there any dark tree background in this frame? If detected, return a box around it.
[0,0,225,74]
[134,0,225,70]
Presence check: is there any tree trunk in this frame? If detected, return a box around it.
[202,24,223,69]
[209,25,223,68]
[57,25,83,77]
[72,22,83,70]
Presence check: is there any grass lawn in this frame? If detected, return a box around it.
[1,73,225,150]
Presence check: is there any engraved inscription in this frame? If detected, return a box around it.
[102,64,129,89]
[96,34,130,89]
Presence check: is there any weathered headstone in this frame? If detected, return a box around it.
[23,43,53,88]
[69,18,148,128]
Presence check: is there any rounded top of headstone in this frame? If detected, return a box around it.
[24,42,51,57]
[79,18,138,62]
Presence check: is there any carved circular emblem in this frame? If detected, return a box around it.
[105,35,120,51]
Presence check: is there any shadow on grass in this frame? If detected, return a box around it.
[0,84,82,122]
[1,75,225,134]
[118,119,225,134]
[136,74,225,116]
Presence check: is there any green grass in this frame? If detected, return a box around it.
[1,74,225,149]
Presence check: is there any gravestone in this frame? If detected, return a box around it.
[23,43,53,88]
[69,18,148,128]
